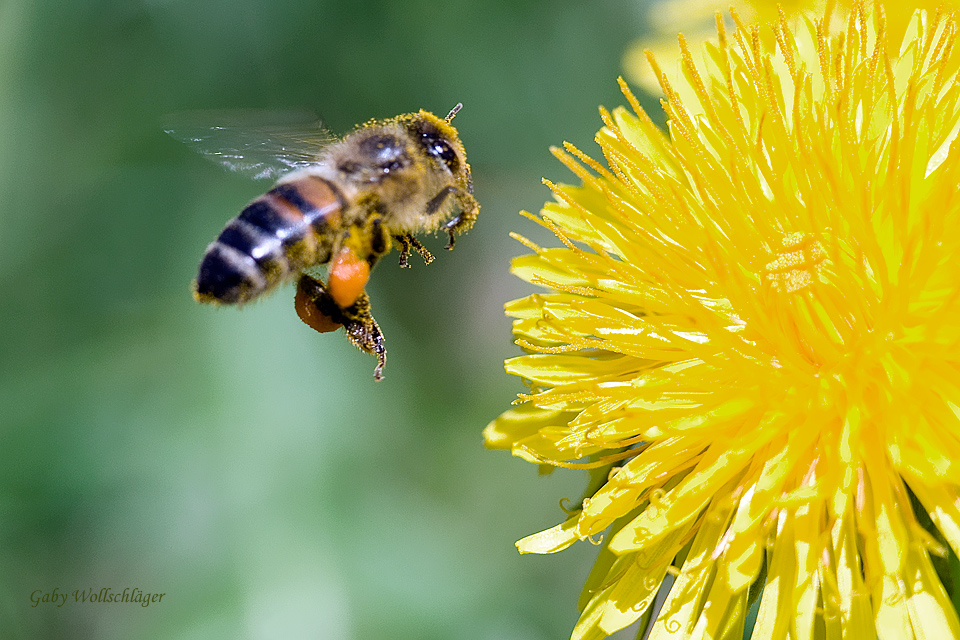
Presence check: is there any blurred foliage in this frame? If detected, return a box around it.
[0,0,659,638]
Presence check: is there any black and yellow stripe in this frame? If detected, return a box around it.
[195,176,346,304]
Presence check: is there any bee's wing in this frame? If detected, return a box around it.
[163,110,338,181]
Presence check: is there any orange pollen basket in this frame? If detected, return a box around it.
[293,283,341,333]
[328,248,370,309]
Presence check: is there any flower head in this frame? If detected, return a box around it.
[624,0,960,99]
[487,3,960,638]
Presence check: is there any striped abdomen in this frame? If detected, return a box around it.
[194,175,345,304]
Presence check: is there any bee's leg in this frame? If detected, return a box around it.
[294,275,387,381]
[424,186,460,250]
[395,233,434,267]
[395,234,413,268]
[441,191,480,250]
[410,235,435,264]
[368,215,390,261]
[426,185,458,216]
[340,292,387,381]
[442,219,459,250]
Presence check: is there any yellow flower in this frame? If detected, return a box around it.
[625,0,959,99]
[487,3,960,638]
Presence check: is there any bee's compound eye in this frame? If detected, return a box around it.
[421,133,458,171]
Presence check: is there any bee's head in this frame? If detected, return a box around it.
[405,108,474,194]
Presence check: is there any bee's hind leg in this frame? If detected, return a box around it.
[340,292,387,381]
[295,275,387,381]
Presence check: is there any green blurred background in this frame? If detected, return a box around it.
[0,0,659,638]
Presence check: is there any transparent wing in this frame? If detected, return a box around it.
[163,110,338,181]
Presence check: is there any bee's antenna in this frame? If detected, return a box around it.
[445,103,463,123]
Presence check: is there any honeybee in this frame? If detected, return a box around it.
[167,105,479,380]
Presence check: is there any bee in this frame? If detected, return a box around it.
[167,105,479,380]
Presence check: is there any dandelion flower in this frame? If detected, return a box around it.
[624,0,958,99]
[486,4,960,638]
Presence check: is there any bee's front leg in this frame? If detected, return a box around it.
[441,190,480,250]
[294,275,387,381]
